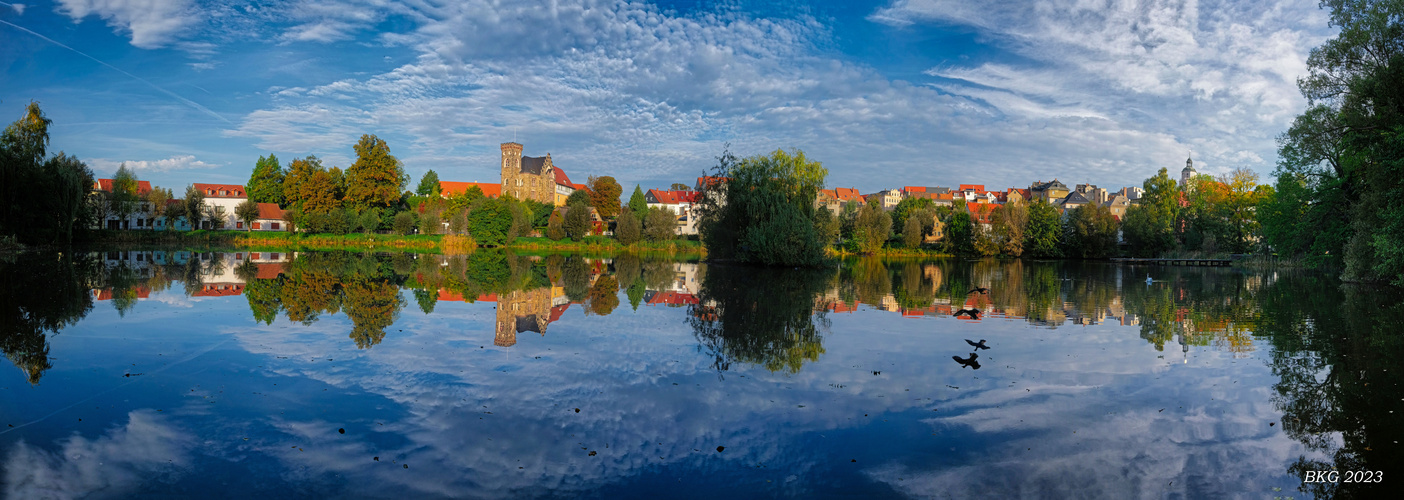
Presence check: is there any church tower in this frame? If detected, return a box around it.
[1181,156,1196,192]
[501,142,523,181]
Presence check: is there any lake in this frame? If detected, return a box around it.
[1,250,1398,499]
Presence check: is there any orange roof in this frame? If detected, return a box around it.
[833,187,862,201]
[255,263,286,280]
[903,186,927,193]
[93,179,153,196]
[571,183,588,191]
[93,287,151,301]
[647,291,699,306]
[958,184,985,192]
[440,181,502,198]
[966,202,998,224]
[696,176,728,190]
[255,203,284,220]
[192,183,247,198]
[647,189,700,205]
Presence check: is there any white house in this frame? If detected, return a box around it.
[645,189,701,235]
[192,183,247,229]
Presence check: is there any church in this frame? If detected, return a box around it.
[440,142,583,206]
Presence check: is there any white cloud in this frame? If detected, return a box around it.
[3,411,194,499]
[4,2,26,15]
[89,154,220,174]
[55,0,199,49]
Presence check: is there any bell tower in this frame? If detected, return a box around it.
[501,142,523,180]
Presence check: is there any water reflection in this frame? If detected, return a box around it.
[1,251,1400,498]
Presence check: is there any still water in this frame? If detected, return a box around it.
[0,250,1399,499]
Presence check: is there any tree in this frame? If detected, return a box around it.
[163,198,185,229]
[1025,199,1061,258]
[615,209,641,244]
[146,187,171,228]
[944,205,975,256]
[813,206,840,247]
[392,211,416,235]
[627,185,648,214]
[848,198,891,254]
[1062,204,1119,258]
[344,134,406,208]
[300,169,341,214]
[416,169,441,196]
[546,209,566,240]
[903,215,923,248]
[566,189,591,208]
[235,200,259,231]
[283,155,322,209]
[587,176,623,219]
[695,147,829,266]
[891,196,934,237]
[467,198,515,246]
[564,204,591,242]
[0,101,51,239]
[247,154,285,205]
[183,185,205,230]
[644,207,677,242]
[992,201,1028,257]
[109,163,140,229]
[39,153,95,243]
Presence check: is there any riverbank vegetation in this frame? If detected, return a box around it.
[695,148,829,267]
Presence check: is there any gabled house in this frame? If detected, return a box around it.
[1103,195,1130,220]
[192,183,247,229]
[1056,190,1092,212]
[92,178,154,230]
[1030,179,1070,202]
[251,203,288,231]
[646,189,702,235]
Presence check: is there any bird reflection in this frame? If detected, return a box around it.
[967,287,989,295]
[954,308,981,320]
[952,352,981,369]
[964,339,989,350]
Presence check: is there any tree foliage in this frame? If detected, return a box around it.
[247,154,285,206]
[236,200,259,231]
[627,185,648,214]
[587,175,623,219]
[615,208,642,245]
[696,148,829,266]
[345,134,406,208]
[1024,199,1062,258]
[546,209,566,240]
[416,169,441,196]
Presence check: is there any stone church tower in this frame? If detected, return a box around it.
[1181,156,1197,192]
[500,142,556,204]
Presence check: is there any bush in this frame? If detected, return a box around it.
[546,209,566,240]
[327,208,353,235]
[392,211,417,235]
[564,205,590,242]
[419,212,441,235]
[358,208,381,233]
[644,207,677,242]
[447,209,467,235]
[615,209,641,245]
[467,197,514,246]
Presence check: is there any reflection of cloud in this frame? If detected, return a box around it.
[3,410,194,498]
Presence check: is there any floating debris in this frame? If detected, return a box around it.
[716,446,725,452]
[338,428,345,434]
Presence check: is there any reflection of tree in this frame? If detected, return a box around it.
[1255,276,1404,500]
[561,256,591,302]
[894,262,935,310]
[688,265,831,374]
[588,275,619,315]
[847,258,891,307]
[412,288,437,314]
[0,253,96,384]
[105,262,142,317]
[244,277,282,325]
[343,278,403,349]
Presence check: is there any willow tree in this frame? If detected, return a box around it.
[696,147,828,267]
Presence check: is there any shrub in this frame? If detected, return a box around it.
[564,205,590,242]
[358,208,381,233]
[644,207,677,242]
[615,209,641,245]
[392,211,417,235]
[419,212,441,235]
[546,209,566,240]
[447,209,467,235]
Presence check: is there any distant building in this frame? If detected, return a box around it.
[645,189,702,235]
[1030,179,1070,202]
[1181,157,1197,192]
[192,183,247,229]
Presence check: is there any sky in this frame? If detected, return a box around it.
[0,0,1336,194]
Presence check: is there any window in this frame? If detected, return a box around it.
[270,253,280,260]
[271,222,280,230]
[236,222,243,229]
[253,222,262,230]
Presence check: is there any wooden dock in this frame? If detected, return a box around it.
[1110,258,1234,267]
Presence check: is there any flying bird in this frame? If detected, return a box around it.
[953,352,981,369]
[954,308,981,320]
[965,339,989,350]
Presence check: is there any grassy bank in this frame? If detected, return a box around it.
[825,246,955,259]
[87,230,707,256]
[509,236,706,256]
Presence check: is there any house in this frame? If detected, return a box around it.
[966,202,998,229]
[1055,190,1092,212]
[1103,195,1130,220]
[903,186,951,197]
[817,187,863,212]
[92,178,154,229]
[1006,188,1031,204]
[1116,186,1143,202]
[1074,183,1110,204]
[863,189,902,210]
[1030,179,1070,202]
[645,189,702,235]
[251,203,288,231]
[192,183,247,229]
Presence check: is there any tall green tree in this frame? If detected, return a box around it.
[183,185,205,230]
[39,153,95,244]
[695,148,829,266]
[1024,199,1062,258]
[615,208,642,244]
[0,101,51,239]
[1122,168,1179,257]
[1062,204,1120,258]
[416,169,441,196]
[109,163,141,228]
[247,154,285,206]
[627,185,648,214]
[283,155,323,209]
[345,134,406,208]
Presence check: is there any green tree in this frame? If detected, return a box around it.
[848,198,892,254]
[546,208,566,240]
[345,134,406,208]
[992,201,1028,257]
[247,154,285,205]
[109,163,141,229]
[300,169,342,215]
[235,199,259,231]
[903,215,923,248]
[564,203,591,242]
[644,207,677,243]
[467,198,514,246]
[565,189,591,208]
[38,153,96,243]
[891,196,933,237]
[282,155,322,209]
[615,209,642,244]
[0,101,51,240]
[183,185,205,230]
[1062,204,1119,258]
[944,205,975,256]
[416,169,441,196]
[696,147,828,266]
[627,185,648,214]
[587,175,623,219]
[813,206,840,247]
[1024,199,1061,258]
[392,211,416,235]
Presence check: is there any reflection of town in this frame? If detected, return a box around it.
[80,251,1260,358]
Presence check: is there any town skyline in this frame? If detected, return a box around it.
[2,0,1333,193]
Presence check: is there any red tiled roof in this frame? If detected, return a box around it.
[192,183,247,199]
[93,287,151,301]
[833,187,862,201]
[553,167,572,187]
[93,179,153,196]
[959,184,985,192]
[647,189,700,205]
[571,183,588,191]
[696,176,728,190]
[966,202,998,224]
[549,303,571,323]
[255,263,286,280]
[903,186,927,194]
[647,291,699,306]
[255,203,284,220]
[440,181,502,198]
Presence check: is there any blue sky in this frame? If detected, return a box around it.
[1,0,1334,194]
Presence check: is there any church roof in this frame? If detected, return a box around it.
[520,155,548,175]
